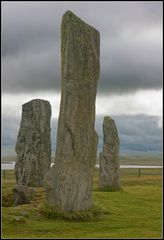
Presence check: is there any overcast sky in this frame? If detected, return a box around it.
[1,1,163,156]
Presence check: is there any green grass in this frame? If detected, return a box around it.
[1,167,163,239]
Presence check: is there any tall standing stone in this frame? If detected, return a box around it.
[44,11,100,211]
[15,99,51,187]
[99,116,121,191]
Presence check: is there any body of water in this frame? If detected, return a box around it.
[1,162,163,170]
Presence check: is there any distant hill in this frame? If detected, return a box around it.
[1,146,162,166]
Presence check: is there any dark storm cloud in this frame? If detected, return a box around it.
[95,114,162,154]
[1,115,58,151]
[100,38,162,94]
[2,1,162,93]
[1,114,162,155]
[2,49,60,92]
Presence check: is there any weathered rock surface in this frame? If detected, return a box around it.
[44,11,100,211]
[13,185,35,206]
[99,116,121,190]
[15,99,51,187]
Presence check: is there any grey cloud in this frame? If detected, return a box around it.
[2,116,20,147]
[2,1,162,94]
[95,114,162,154]
[2,49,60,92]
[2,115,58,151]
[100,38,162,94]
[1,114,162,155]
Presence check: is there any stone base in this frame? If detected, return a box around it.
[13,185,35,206]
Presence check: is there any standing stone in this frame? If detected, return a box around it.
[99,116,121,191]
[44,11,100,211]
[15,99,51,187]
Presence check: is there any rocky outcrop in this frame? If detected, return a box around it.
[15,99,51,187]
[99,116,121,191]
[44,11,100,211]
[13,185,35,206]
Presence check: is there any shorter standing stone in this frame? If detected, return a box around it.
[13,185,35,206]
[15,99,51,187]
[99,116,121,191]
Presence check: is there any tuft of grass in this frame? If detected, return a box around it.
[40,203,106,222]
[10,216,26,224]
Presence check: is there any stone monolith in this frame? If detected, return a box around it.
[15,99,51,187]
[99,116,121,191]
[44,11,100,211]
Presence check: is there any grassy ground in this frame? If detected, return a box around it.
[1,168,163,239]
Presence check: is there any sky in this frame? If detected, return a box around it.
[1,1,163,156]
